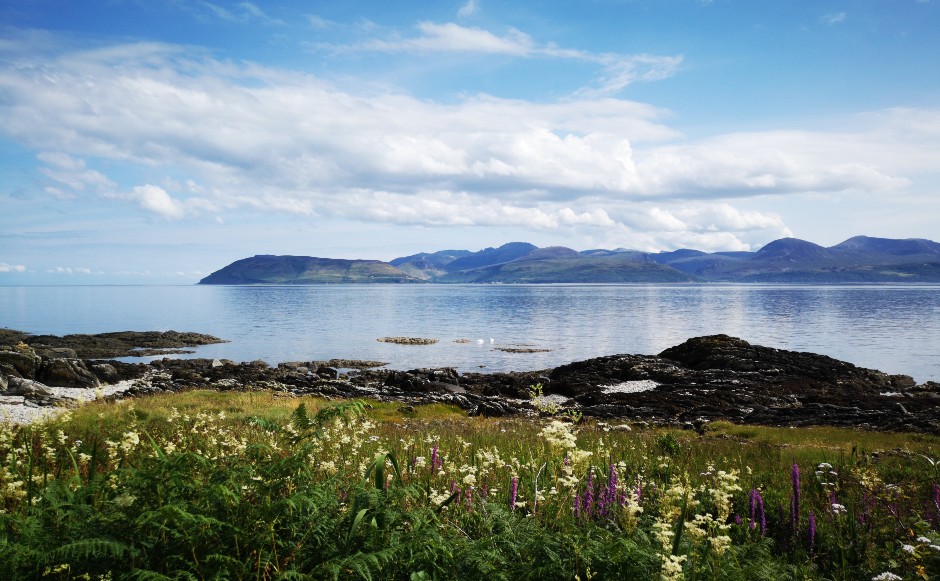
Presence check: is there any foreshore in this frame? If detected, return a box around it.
[2,329,939,432]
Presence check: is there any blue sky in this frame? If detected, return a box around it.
[1,0,939,284]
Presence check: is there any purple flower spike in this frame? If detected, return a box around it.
[510,476,518,511]
[808,512,816,554]
[749,489,766,535]
[791,463,801,530]
[582,467,596,518]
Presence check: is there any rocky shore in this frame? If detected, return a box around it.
[1,329,938,433]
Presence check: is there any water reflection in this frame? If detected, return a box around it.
[0,284,937,382]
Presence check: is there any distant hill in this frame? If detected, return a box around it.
[198,235,940,284]
[389,250,472,280]
[198,255,420,284]
[436,252,694,283]
[443,242,538,272]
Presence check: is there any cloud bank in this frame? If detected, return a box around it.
[1,26,936,252]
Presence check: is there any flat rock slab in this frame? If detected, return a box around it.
[377,337,439,345]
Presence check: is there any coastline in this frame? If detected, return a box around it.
[2,329,938,433]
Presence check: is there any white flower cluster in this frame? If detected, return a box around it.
[540,420,577,450]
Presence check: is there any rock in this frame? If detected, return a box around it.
[469,399,519,417]
[38,358,100,388]
[376,337,438,345]
[90,363,121,384]
[0,372,7,391]
[5,377,54,397]
[34,347,78,359]
[0,348,42,379]
[888,375,917,390]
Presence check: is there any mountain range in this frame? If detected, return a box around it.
[198,235,940,285]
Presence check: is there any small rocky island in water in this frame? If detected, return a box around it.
[1,329,938,433]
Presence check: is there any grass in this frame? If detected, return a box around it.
[0,390,938,580]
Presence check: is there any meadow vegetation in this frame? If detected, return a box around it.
[0,389,938,580]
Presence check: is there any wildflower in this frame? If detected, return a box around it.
[540,420,577,450]
[113,493,136,508]
[599,464,618,518]
[430,445,441,473]
[791,463,801,529]
[660,554,686,581]
[120,431,140,453]
[749,489,767,535]
[808,512,816,554]
[871,573,902,581]
[429,489,451,508]
[581,467,596,518]
[831,503,847,515]
[510,476,519,511]
[901,544,916,555]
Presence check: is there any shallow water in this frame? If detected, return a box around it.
[1,284,938,382]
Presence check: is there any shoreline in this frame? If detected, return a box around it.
[2,329,939,432]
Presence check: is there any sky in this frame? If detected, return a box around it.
[1,0,939,285]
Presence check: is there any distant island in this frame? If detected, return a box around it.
[198,235,940,284]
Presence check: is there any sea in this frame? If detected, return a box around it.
[1,284,938,383]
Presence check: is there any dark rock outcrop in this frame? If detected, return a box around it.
[2,330,226,359]
[542,335,939,432]
[0,348,42,379]
[38,358,99,388]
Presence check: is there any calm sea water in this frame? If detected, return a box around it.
[1,284,938,383]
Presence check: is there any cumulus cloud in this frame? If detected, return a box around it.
[0,263,27,273]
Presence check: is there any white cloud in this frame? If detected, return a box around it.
[319,21,682,96]
[0,263,27,273]
[582,54,684,97]
[458,0,478,18]
[356,22,535,55]
[307,14,337,29]
[129,185,188,219]
[821,12,847,25]
[37,152,115,194]
[0,32,937,250]
[107,185,219,219]
[47,266,93,275]
[197,1,284,25]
